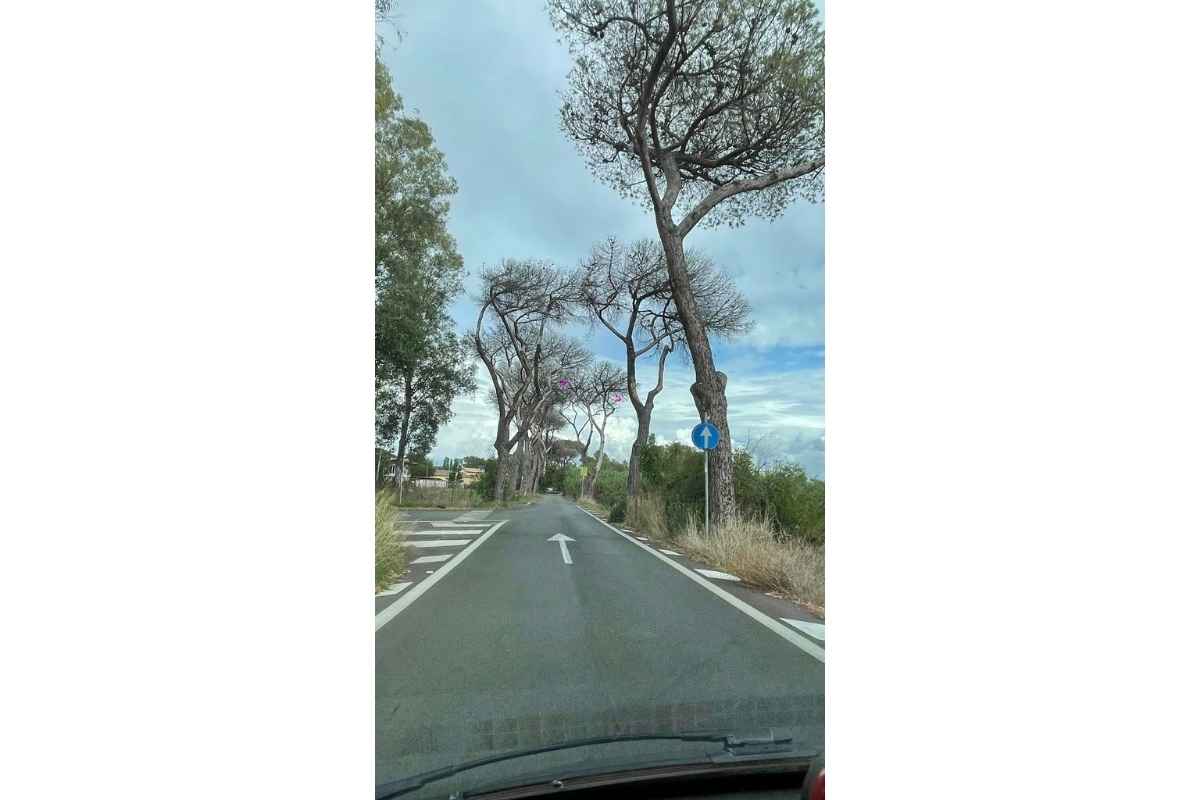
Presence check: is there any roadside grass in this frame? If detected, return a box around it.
[375,490,408,592]
[576,496,609,517]
[627,492,671,540]
[382,485,490,509]
[676,510,825,615]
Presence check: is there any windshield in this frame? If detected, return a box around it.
[375,1,826,797]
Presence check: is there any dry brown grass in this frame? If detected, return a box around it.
[576,496,608,516]
[628,492,671,540]
[375,490,408,591]
[677,511,824,613]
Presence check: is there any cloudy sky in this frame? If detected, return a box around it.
[379,1,825,478]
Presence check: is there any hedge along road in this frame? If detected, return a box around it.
[375,494,824,791]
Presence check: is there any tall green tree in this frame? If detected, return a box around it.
[375,57,474,494]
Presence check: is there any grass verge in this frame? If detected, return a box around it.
[675,510,825,615]
[576,496,609,517]
[627,492,671,540]
[390,485,489,509]
[375,490,408,592]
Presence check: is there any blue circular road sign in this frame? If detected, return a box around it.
[691,421,720,450]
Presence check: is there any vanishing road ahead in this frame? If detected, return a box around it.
[375,495,825,794]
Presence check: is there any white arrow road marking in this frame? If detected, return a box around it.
[409,539,472,548]
[375,581,412,598]
[782,619,826,641]
[695,568,741,582]
[547,533,575,565]
[411,554,453,564]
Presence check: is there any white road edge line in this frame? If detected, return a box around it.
[574,505,825,663]
[375,520,508,632]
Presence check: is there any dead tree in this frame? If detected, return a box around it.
[550,0,823,523]
[578,238,749,514]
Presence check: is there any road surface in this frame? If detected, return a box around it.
[375,495,824,793]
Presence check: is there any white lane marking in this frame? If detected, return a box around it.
[375,581,412,598]
[622,529,635,533]
[376,521,508,631]
[636,536,650,541]
[430,522,488,528]
[408,539,471,548]
[411,554,453,564]
[659,549,683,556]
[783,619,826,641]
[574,507,825,663]
[696,568,741,582]
[404,530,481,536]
[547,533,575,565]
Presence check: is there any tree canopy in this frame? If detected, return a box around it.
[550,0,824,231]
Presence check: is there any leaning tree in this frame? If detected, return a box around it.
[550,0,824,523]
[577,238,749,514]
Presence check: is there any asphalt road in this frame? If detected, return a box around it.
[375,495,824,795]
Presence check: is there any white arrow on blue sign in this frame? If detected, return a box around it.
[691,421,720,450]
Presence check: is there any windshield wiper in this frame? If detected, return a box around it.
[376,729,802,800]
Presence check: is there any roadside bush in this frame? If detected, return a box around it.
[608,496,626,524]
[563,465,583,499]
[472,458,498,500]
[592,460,628,508]
[375,490,407,591]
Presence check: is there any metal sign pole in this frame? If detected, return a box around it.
[704,444,710,538]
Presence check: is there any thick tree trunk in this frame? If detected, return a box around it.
[656,230,736,525]
[515,438,527,496]
[505,453,520,499]
[493,437,510,502]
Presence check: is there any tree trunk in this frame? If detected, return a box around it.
[656,230,736,525]
[505,452,520,499]
[627,408,652,516]
[584,428,606,501]
[393,378,414,502]
[493,436,510,502]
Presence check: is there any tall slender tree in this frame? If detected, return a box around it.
[550,0,824,523]
[375,56,474,496]
[570,362,627,500]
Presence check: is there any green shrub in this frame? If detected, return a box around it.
[593,461,628,508]
[472,458,498,500]
[563,465,583,499]
[635,437,825,545]
[608,496,626,524]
